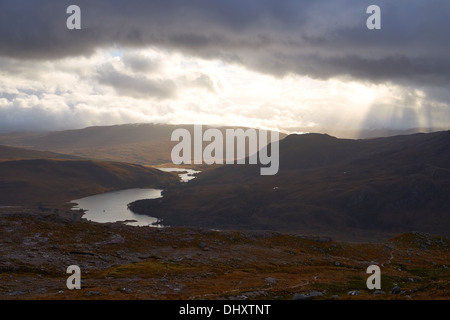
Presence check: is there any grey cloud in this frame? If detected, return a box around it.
[122,52,160,74]
[188,74,218,93]
[0,57,47,80]
[0,97,144,132]
[97,65,176,99]
[0,0,449,87]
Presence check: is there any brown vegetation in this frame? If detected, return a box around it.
[0,214,448,300]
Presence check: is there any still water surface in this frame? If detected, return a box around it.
[71,168,199,226]
[71,188,163,227]
[157,168,200,182]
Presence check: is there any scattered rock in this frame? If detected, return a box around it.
[334,261,341,266]
[7,290,26,296]
[391,286,402,294]
[293,293,309,300]
[85,291,102,297]
[373,290,385,294]
[265,277,277,285]
[331,295,339,299]
[198,242,207,249]
[292,290,323,300]
[308,290,323,297]
[103,234,125,245]
[241,291,267,299]
[348,290,360,296]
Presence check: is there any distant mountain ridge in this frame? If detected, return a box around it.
[283,126,450,139]
[0,123,287,165]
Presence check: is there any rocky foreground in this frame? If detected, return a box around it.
[0,213,449,300]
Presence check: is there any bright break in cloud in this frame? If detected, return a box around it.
[0,0,449,135]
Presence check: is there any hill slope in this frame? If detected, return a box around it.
[129,131,450,241]
[0,159,179,207]
[0,145,82,161]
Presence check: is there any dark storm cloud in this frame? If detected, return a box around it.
[0,0,450,86]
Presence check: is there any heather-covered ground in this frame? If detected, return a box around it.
[1,214,448,300]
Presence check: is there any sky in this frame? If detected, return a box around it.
[0,0,449,136]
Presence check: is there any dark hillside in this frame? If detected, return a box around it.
[130,131,450,241]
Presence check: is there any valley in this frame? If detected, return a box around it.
[0,124,449,300]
